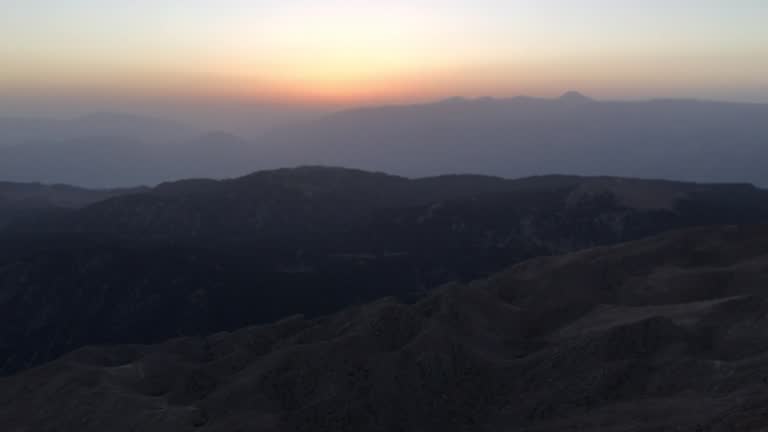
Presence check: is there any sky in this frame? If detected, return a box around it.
[2,0,768,114]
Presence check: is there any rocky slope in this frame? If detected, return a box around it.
[2,225,768,431]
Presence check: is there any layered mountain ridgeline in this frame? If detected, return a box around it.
[0,113,196,148]
[265,95,768,186]
[4,95,768,187]
[3,225,768,431]
[0,181,145,229]
[3,167,768,375]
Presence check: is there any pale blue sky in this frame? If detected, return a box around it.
[2,0,767,105]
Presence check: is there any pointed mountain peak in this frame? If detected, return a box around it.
[437,96,469,104]
[558,91,594,103]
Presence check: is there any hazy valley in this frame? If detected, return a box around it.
[3,94,768,187]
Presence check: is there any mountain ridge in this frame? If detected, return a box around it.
[264,97,768,186]
[3,167,768,376]
[4,94,768,186]
[2,224,768,431]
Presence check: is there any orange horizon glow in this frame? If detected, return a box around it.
[2,0,767,106]
[5,55,765,107]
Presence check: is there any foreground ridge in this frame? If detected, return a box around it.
[2,225,768,431]
[3,169,768,375]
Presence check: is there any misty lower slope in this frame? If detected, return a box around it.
[3,167,768,376]
[3,225,768,431]
[0,132,260,187]
[0,113,196,148]
[0,181,144,229]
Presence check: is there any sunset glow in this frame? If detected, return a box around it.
[2,0,768,105]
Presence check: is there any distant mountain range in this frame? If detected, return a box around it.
[3,166,768,375]
[0,114,260,186]
[266,93,768,185]
[3,224,768,431]
[0,112,197,146]
[2,94,768,187]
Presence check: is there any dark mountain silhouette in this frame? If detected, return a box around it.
[3,224,768,431]
[558,90,595,102]
[29,166,768,241]
[2,167,768,375]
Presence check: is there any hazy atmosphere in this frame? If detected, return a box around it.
[2,1,768,187]
[3,1,767,115]
[4,3,768,431]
